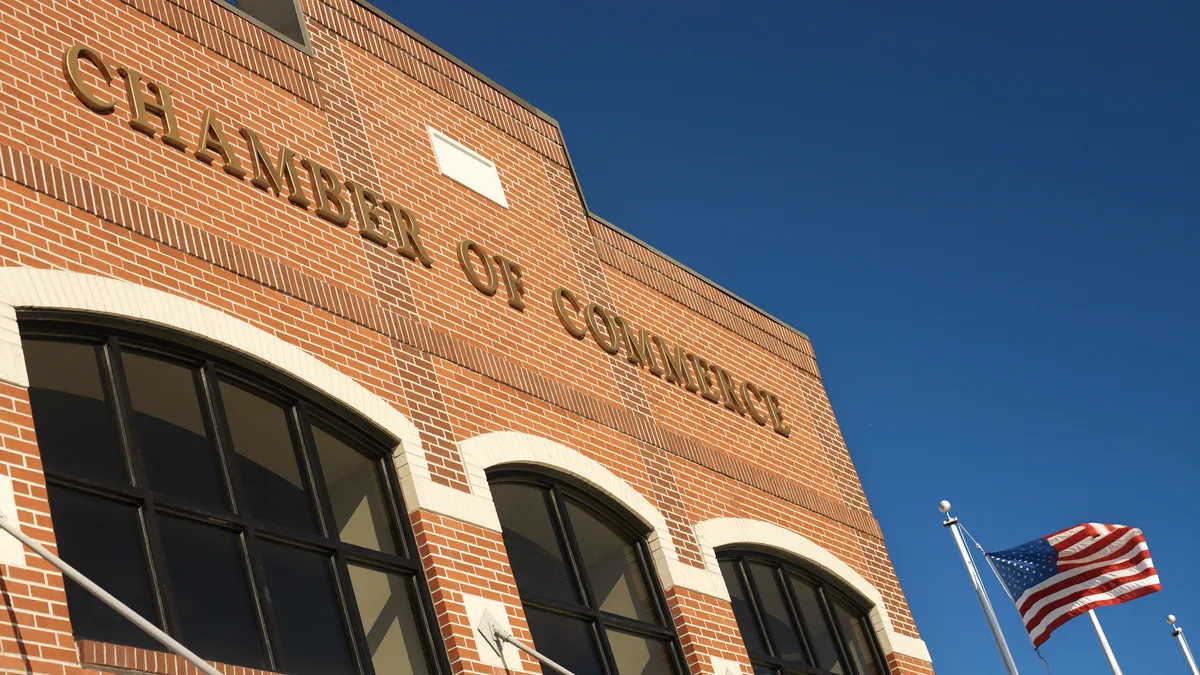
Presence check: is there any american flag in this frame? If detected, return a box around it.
[985,523,1161,648]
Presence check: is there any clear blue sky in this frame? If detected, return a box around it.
[374,2,1198,673]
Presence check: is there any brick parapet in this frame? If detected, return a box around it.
[0,0,933,673]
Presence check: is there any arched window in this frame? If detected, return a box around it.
[488,469,685,675]
[20,315,445,675]
[719,551,887,675]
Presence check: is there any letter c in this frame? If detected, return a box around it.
[553,287,587,339]
[63,44,116,114]
[740,381,769,426]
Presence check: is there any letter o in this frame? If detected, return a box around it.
[457,239,498,296]
[585,303,620,355]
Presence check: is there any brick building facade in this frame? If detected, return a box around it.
[0,2,933,675]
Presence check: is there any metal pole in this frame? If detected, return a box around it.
[1169,616,1200,675]
[940,501,1021,675]
[1088,609,1123,675]
[0,514,223,675]
[491,628,575,675]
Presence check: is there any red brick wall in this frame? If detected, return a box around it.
[0,1,932,674]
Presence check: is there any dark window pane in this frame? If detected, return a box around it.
[314,427,395,553]
[220,381,315,532]
[751,667,777,675]
[605,629,675,675]
[789,576,844,674]
[719,559,767,655]
[123,352,224,509]
[159,517,265,668]
[46,486,158,649]
[491,483,576,603]
[833,601,882,675]
[230,0,305,44]
[565,500,655,623]
[347,565,430,675]
[260,542,356,675]
[24,340,125,484]
[525,608,604,675]
[747,563,807,665]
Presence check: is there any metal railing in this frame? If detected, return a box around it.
[478,609,575,675]
[0,513,223,675]
[0,510,579,675]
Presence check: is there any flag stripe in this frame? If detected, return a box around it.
[1020,559,1158,631]
[987,522,1160,649]
[1058,527,1138,565]
[1015,541,1150,609]
[1058,536,1146,573]
[1016,545,1152,614]
[1047,525,1087,547]
[1027,578,1162,648]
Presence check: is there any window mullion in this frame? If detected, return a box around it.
[197,362,240,516]
[100,339,178,639]
[329,548,373,675]
[294,404,370,675]
[548,486,595,609]
[202,364,283,672]
[546,487,618,675]
[814,585,858,675]
[378,449,414,560]
[864,614,892,675]
[738,557,781,660]
[779,567,819,670]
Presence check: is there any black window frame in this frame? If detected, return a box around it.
[719,549,891,675]
[488,468,687,675]
[212,0,311,52]
[20,311,449,675]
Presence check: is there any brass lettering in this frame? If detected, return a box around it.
[238,128,311,208]
[762,390,792,437]
[457,239,498,296]
[301,158,351,226]
[687,354,719,403]
[554,287,586,339]
[613,317,660,375]
[653,337,691,388]
[585,303,620,355]
[193,109,247,179]
[712,365,745,415]
[382,201,433,267]
[64,45,116,114]
[118,67,188,150]
[494,254,527,311]
[346,180,392,245]
[740,381,769,426]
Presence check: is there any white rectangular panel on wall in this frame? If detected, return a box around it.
[427,127,509,208]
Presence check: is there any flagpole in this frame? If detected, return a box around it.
[940,501,1021,675]
[1088,609,1123,675]
[1168,615,1200,675]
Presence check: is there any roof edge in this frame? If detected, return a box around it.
[341,1,810,348]
[587,212,812,344]
[346,0,560,129]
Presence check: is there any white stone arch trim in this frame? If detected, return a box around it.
[0,267,459,515]
[693,518,931,664]
[457,431,730,600]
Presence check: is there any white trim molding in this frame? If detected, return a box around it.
[0,267,468,518]
[693,518,931,664]
[457,431,730,601]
